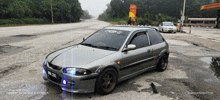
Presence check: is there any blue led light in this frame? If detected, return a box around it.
[62,79,67,85]
[43,61,46,65]
[43,68,46,75]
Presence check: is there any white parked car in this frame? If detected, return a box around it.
[159,22,177,33]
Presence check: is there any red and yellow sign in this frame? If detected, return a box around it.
[129,4,137,24]
[200,2,220,10]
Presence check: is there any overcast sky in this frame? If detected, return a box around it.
[79,0,111,18]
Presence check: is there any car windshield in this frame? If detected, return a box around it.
[81,29,130,51]
[163,22,174,26]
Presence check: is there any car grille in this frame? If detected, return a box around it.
[48,62,62,70]
[169,28,173,29]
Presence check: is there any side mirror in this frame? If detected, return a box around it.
[83,37,87,41]
[123,44,136,51]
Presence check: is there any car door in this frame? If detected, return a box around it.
[147,29,166,66]
[119,31,153,77]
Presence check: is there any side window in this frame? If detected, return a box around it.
[148,30,164,45]
[129,32,149,49]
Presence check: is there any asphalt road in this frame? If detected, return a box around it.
[0,19,220,100]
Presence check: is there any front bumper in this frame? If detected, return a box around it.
[43,64,98,93]
[163,29,177,33]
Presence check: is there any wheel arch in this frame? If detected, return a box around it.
[98,65,119,79]
[158,49,169,63]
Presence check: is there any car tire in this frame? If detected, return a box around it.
[162,29,164,33]
[156,54,168,72]
[95,68,117,95]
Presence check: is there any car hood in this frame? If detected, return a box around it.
[47,45,116,68]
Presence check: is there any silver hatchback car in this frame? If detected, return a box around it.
[43,26,169,95]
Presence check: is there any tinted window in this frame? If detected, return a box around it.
[82,29,130,51]
[163,22,174,26]
[129,32,149,49]
[148,30,164,45]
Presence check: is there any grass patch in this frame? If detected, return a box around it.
[0,18,83,27]
[0,23,51,27]
[0,18,51,27]
[102,17,129,25]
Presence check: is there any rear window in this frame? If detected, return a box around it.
[148,30,164,45]
[163,22,174,26]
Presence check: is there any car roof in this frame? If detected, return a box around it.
[104,26,153,32]
[163,22,173,23]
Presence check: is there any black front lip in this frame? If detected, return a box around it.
[80,75,98,81]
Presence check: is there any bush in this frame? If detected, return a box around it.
[22,18,45,24]
[136,17,147,25]
[103,17,129,25]
[0,18,50,25]
[156,14,178,23]
[0,19,12,25]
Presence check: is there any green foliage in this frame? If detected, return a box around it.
[101,17,129,25]
[136,17,147,25]
[0,18,49,25]
[184,16,190,23]
[99,0,217,25]
[156,14,178,23]
[0,0,83,25]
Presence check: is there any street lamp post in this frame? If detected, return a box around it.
[51,0,54,24]
[181,0,186,32]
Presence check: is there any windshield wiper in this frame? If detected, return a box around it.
[97,46,118,51]
[81,43,97,48]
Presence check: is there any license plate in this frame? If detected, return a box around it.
[48,71,57,78]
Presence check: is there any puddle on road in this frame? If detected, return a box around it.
[200,57,220,79]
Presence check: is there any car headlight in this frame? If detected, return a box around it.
[65,68,92,75]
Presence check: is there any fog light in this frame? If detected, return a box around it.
[62,79,67,85]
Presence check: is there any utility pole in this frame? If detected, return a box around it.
[181,0,186,32]
[51,0,54,24]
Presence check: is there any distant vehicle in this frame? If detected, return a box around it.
[43,27,169,95]
[159,22,177,33]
